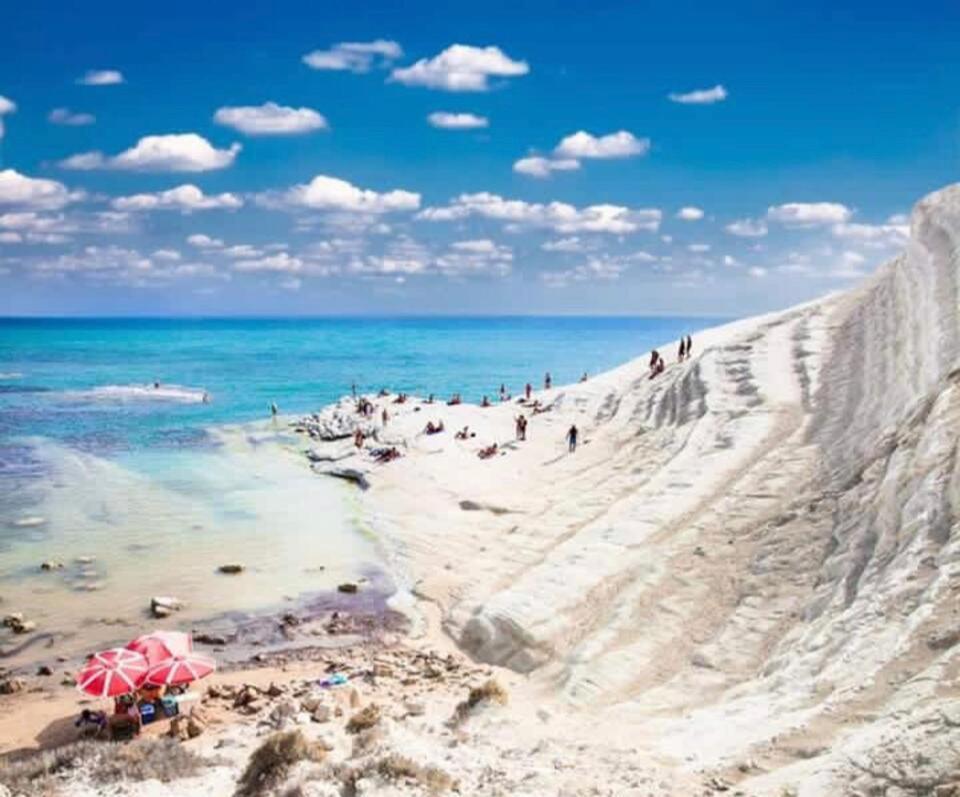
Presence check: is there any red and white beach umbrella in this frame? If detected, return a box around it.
[145,652,216,687]
[127,630,193,667]
[76,648,149,698]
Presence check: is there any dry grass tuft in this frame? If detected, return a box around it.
[236,730,326,797]
[376,753,456,793]
[345,703,381,734]
[451,678,508,726]
[0,738,215,795]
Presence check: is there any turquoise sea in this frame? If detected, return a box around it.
[0,316,716,662]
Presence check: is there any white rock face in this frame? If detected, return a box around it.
[338,184,960,793]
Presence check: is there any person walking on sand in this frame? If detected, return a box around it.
[686,335,693,358]
[525,382,532,400]
[381,408,389,426]
[678,338,687,362]
[545,372,552,390]
[566,424,578,453]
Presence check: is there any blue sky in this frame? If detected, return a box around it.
[1,0,958,316]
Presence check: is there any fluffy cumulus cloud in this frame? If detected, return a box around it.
[541,236,591,252]
[302,40,402,72]
[513,156,580,178]
[112,184,243,212]
[434,239,513,276]
[767,202,852,226]
[554,130,649,159]
[48,108,96,126]
[419,192,661,235]
[77,69,124,86]
[390,44,528,92]
[541,255,632,287]
[831,218,909,248]
[427,111,488,130]
[260,174,420,214]
[187,234,225,249]
[233,252,303,273]
[676,206,704,221]
[61,134,241,172]
[0,169,83,210]
[213,102,328,135]
[725,218,768,237]
[0,95,16,139]
[668,84,728,104]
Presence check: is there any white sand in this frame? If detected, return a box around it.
[299,183,960,794]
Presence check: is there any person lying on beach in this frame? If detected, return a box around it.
[478,443,499,459]
[447,393,462,406]
[580,372,589,382]
[455,425,476,440]
[378,388,390,397]
[424,420,445,435]
[372,446,401,463]
[481,396,491,407]
[75,708,107,738]
[393,393,408,404]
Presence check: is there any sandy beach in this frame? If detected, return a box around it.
[3,183,960,795]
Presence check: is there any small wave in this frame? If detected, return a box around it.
[65,384,211,404]
[0,373,23,380]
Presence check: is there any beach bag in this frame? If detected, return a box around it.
[139,702,157,725]
[160,695,179,718]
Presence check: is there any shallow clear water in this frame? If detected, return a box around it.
[0,316,717,660]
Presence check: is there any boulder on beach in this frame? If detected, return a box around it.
[150,596,182,618]
[218,564,245,575]
[337,583,359,594]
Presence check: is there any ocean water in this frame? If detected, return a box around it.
[0,316,714,661]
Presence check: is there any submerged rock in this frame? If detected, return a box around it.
[218,564,245,575]
[150,596,182,618]
[338,583,359,594]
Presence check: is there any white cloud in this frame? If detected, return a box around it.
[152,249,181,262]
[77,69,124,86]
[303,40,402,72]
[0,232,20,243]
[767,202,852,226]
[831,220,909,248]
[214,102,328,135]
[260,174,420,214]
[436,239,512,276]
[419,192,660,234]
[748,266,768,278]
[186,234,224,249]
[0,170,83,210]
[676,206,704,221]
[725,218,768,237]
[554,130,649,159]
[723,255,740,267]
[668,84,727,104]
[541,236,587,252]
[233,252,303,273]
[223,244,262,259]
[61,133,241,172]
[541,255,630,287]
[112,184,243,212]
[0,95,16,140]
[390,44,528,92]
[513,156,580,178]
[833,250,867,279]
[427,111,489,130]
[688,243,711,252]
[49,108,95,126]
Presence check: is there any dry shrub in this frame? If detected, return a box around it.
[335,754,456,795]
[0,738,215,795]
[345,704,381,734]
[376,753,455,793]
[451,678,508,726]
[236,730,326,797]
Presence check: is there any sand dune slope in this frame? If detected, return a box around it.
[304,184,960,793]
